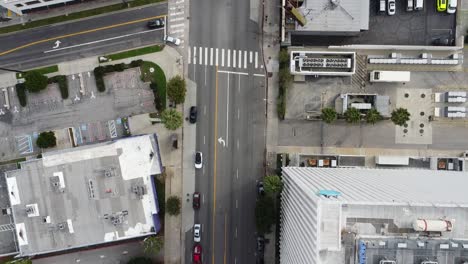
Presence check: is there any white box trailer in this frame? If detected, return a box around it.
[376,156,409,166]
[370,71,411,82]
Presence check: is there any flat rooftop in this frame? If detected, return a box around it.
[5,134,162,257]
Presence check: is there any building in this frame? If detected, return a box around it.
[0,0,75,15]
[335,93,390,117]
[280,167,468,264]
[290,51,356,77]
[5,134,163,257]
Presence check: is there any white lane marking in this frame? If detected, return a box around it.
[170,24,185,28]
[255,52,258,68]
[205,47,208,65]
[227,49,231,67]
[203,194,205,204]
[210,48,213,66]
[233,50,236,68]
[215,48,219,66]
[204,105,207,115]
[235,227,238,238]
[188,46,191,64]
[237,108,240,120]
[249,51,253,63]
[193,46,197,65]
[237,139,239,150]
[169,17,184,22]
[236,200,238,208]
[44,29,163,53]
[203,135,206,145]
[238,50,242,69]
[244,51,247,69]
[226,73,230,147]
[253,74,265,77]
[199,47,203,65]
[236,169,238,179]
[169,11,184,16]
[235,258,237,264]
[218,70,248,75]
[171,29,184,34]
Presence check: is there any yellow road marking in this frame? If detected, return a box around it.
[224,213,227,264]
[212,66,219,264]
[0,14,166,57]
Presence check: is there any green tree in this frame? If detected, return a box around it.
[127,257,152,264]
[321,107,337,124]
[6,259,32,264]
[264,175,283,195]
[278,49,289,68]
[142,235,164,255]
[24,70,48,93]
[166,75,186,104]
[161,109,183,130]
[278,67,292,89]
[344,107,361,123]
[391,108,411,126]
[166,196,181,216]
[36,131,56,149]
[366,108,382,125]
[255,195,275,234]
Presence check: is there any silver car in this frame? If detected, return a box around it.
[193,224,201,242]
[164,35,181,46]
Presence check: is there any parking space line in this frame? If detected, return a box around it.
[210,48,213,66]
[215,48,219,66]
[233,50,236,68]
[199,47,203,65]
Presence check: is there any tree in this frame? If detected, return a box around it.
[24,70,48,93]
[278,49,289,68]
[321,107,337,124]
[264,175,283,195]
[36,131,56,149]
[366,108,382,124]
[161,109,183,130]
[391,108,411,126]
[142,235,164,255]
[278,67,292,89]
[255,195,275,234]
[166,75,186,104]
[127,257,152,264]
[5,259,32,264]
[344,107,361,123]
[166,196,181,216]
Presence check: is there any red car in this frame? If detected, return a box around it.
[193,244,202,264]
[193,192,200,209]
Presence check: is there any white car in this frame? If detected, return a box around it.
[164,35,181,46]
[193,224,201,242]
[388,0,396,15]
[195,152,203,169]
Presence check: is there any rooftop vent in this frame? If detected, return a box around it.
[132,185,146,198]
[25,204,39,217]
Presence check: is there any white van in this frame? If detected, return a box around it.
[407,0,414,11]
[447,0,457,13]
[414,0,423,10]
[379,0,386,12]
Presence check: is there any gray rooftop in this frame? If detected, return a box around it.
[5,134,162,256]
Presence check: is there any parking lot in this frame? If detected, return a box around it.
[292,0,456,46]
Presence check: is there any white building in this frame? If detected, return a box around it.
[280,167,468,264]
[1,0,75,15]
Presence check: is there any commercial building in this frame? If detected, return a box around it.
[280,167,468,264]
[4,134,163,257]
[1,0,74,15]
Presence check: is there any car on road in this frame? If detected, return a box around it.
[257,181,265,196]
[195,152,203,169]
[257,236,265,255]
[164,35,181,46]
[447,0,456,13]
[437,0,447,11]
[193,192,200,209]
[193,244,202,264]
[146,19,165,29]
[190,106,198,123]
[387,0,396,15]
[193,224,201,242]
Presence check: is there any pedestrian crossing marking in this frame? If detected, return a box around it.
[188,46,261,69]
[210,48,213,66]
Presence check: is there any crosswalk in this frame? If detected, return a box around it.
[167,0,187,48]
[188,46,263,69]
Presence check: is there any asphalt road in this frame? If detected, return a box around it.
[187,0,266,263]
[0,3,167,71]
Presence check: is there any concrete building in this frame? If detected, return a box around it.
[0,0,75,15]
[280,167,468,264]
[4,134,163,257]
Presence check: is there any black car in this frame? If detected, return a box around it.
[147,19,165,29]
[432,37,454,46]
[257,236,265,255]
[189,106,197,123]
[257,181,265,196]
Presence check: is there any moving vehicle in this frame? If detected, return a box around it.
[414,0,424,10]
[407,0,413,11]
[388,0,396,15]
[369,71,411,82]
[257,181,265,196]
[193,192,200,209]
[195,151,203,169]
[437,0,447,11]
[164,35,181,46]
[379,0,386,12]
[193,244,202,264]
[193,224,201,242]
[447,0,457,13]
[189,106,197,123]
[147,19,164,29]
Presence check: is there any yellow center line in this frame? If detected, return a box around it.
[0,14,166,57]
[212,66,219,264]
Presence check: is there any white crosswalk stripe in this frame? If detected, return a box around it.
[168,0,186,48]
[188,47,191,64]
[188,46,261,69]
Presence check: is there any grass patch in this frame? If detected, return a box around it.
[106,45,164,61]
[16,65,58,79]
[0,157,26,167]
[141,61,166,111]
[0,0,163,35]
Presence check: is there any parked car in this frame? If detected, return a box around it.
[437,0,447,11]
[407,0,413,11]
[432,37,454,46]
[257,181,265,196]
[147,19,165,29]
[195,152,203,169]
[193,244,202,264]
[387,0,396,15]
[190,106,198,123]
[164,35,181,46]
[447,0,456,13]
[193,192,200,209]
[193,224,201,242]
[257,236,265,255]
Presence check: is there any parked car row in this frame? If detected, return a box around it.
[145,18,182,46]
[379,0,457,15]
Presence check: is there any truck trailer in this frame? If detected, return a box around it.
[370,71,411,82]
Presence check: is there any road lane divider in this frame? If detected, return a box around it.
[212,65,219,264]
[0,14,166,57]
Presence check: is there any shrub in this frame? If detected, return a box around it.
[279,49,289,68]
[277,95,286,120]
[255,195,275,234]
[49,75,69,99]
[150,82,164,111]
[114,63,126,72]
[36,131,56,148]
[166,75,186,104]
[278,67,292,90]
[15,83,27,107]
[344,107,361,123]
[391,108,411,126]
[166,196,181,216]
[94,66,106,92]
[366,108,382,124]
[161,109,183,130]
[127,257,153,264]
[321,107,337,124]
[130,59,143,68]
[24,70,48,93]
[264,175,283,195]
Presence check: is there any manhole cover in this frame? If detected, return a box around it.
[420,123,424,128]
[403,129,408,133]
[404,93,409,98]
[420,111,425,116]
[420,129,424,133]
[421,93,426,98]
